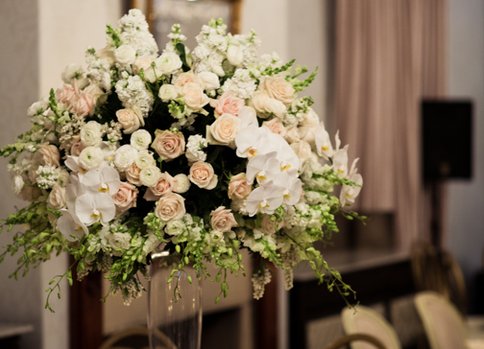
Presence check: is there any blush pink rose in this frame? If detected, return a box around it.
[228,173,252,200]
[210,206,237,232]
[151,130,185,161]
[189,161,218,190]
[211,92,245,117]
[125,163,142,186]
[113,182,138,213]
[144,172,174,201]
[263,118,287,136]
[155,192,186,221]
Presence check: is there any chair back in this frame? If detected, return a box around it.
[341,306,401,349]
[414,291,468,349]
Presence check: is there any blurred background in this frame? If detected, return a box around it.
[0,0,483,348]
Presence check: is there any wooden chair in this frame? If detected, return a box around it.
[340,305,401,349]
[99,327,176,349]
[414,291,484,349]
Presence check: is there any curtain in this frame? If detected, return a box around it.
[334,0,447,250]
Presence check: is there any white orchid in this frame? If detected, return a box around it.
[340,158,363,207]
[79,164,121,196]
[74,192,116,226]
[57,210,88,241]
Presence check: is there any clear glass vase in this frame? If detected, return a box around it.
[147,253,202,349]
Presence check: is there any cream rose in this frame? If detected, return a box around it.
[172,173,190,194]
[35,144,60,167]
[149,172,174,197]
[80,121,103,146]
[181,82,209,110]
[263,118,286,136]
[151,130,185,161]
[125,163,142,185]
[116,108,144,134]
[158,84,178,102]
[155,192,186,221]
[113,182,138,213]
[48,185,66,209]
[210,206,237,232]
[251,91,286,118]
[188,161,218,190]
[198,71,220,91]
[259,76,295,105]
[211,92,244,117]
[228,173,252,200]
[207,114,240,147]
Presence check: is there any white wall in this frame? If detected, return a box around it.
[446,0,484,298]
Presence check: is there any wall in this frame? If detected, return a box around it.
[446,0,484,304]
[0,1,42,348]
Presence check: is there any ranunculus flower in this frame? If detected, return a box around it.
[227,45,244,66]
[181,82,209,110]
[207,113,240,147]
[114,44,136,65]
[259,76,295,105]
[116,107,144,134]
[113,182,138,213]
[189,161,218,190]
[130,129,152,150]
[80,121,103,146]
[155,192,186,221]
[172,173,190,193]
[211,92,244,117]
[135,150,157,169]
[158,84,178,102]
[35,144,60,167]
[228,173,252,200]
[151,130,185,161]
[198,71,220,91]
[144,52,183,82]
[210,206,237,232]
[78,146,104,170]
[114,144,138,171]
[139,166,162,187]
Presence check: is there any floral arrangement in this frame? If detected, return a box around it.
[0,10,362,307]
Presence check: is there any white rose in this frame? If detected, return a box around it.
[155,193,186,221]
[181,82,209,110]
[116,108,144,134]
[227,45,244,66]
[207,113,240,147]
[135,150,157,169]
[48,185,66,209]
[115,44,137,65]
[114,144,138,171]
[79,146,104,170]
[251,91,286,118]
[198,71,220,91]
[158,84,178,102]
[80,121,103,146]
[130,129,152,150]
[139,166,162,187]
[172,173,190,194]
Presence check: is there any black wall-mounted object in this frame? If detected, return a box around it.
[421,99,473,181]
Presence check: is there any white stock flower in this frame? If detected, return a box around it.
[130,129,152,150]
[13,175,24,194]
[80,121,103,146]
[186,135,207,163]
[114,144,138,171]
[139,166,162,187]
[79,146,104,170]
